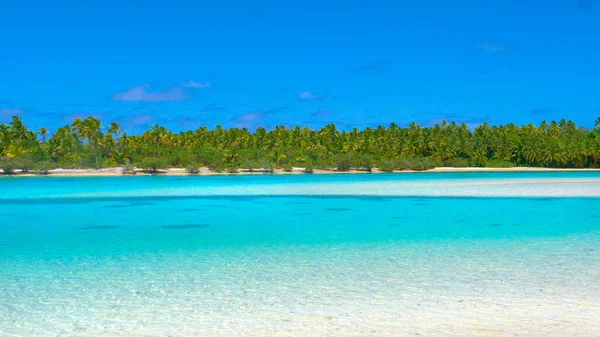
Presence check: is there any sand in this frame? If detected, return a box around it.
[2,166,600,177]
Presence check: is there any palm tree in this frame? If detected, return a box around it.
[38,127,49,144]
[9,116,33,142]
[108,122,122,142]
[2,115,600,170]
[107,122,122,152]
[71,118,84,141]
[79,117,103,168]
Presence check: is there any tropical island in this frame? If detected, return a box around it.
[1,115,599,176]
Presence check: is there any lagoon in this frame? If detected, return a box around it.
[1,173,599,336]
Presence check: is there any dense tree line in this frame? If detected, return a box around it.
[1,115,600,174]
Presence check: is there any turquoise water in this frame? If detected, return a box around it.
[1,173,600,336]
[2,171,600,199]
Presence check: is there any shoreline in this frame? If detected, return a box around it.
[1,166,600,177]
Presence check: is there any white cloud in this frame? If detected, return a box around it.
[181,81,211,88]
[299,91,330,100]
[112,85,189,102]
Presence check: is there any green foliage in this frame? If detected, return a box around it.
[225,163,240,173]
[166,150,195,168]
[355,153,373,171]
[394,158,412,170]
[0,156,18,175]
[334,154,353,171]
[186,162,200,174]
[0,156,34,174]
[138,157,167,173]
[240,158,274,172]
[16,156,35,173]
[386,157,436,171]
[1,115,600,173]
[485,160,515,168]
[409,157,436,171]
[445,157,471,167]
[33,160,53,175]
[207,161,225,173]
[122,161,136,175]
[378,159,396,172]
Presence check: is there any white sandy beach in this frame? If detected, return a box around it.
[2,166,600,177]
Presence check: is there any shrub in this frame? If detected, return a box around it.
[0,156,36,174]
[0,156,18,175]
[207,162,224,173]
[257,160,275,173]
[23,159,34,172]
[304,163,314,174]
[410,157,436,171]
[138,157,167,173]
[334,154,353,171]
[225,163,240,173]
[396,157,437,171]
[13,157,35,173]
[356,154,373,171]
[241,159,274,172]
[58,153,81,169]
[391,157,436,171]
[196,148,222,167]
[122,160,136,175]
[167,150,195,168]
[186,162,200,174]
[445,157,470,168]
[485,160,515,168]
[378,159,396,172]
[33,160,52,175]
[395,158,412,170]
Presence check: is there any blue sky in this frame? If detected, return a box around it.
[1,0,599,133]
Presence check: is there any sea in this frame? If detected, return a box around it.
[1,172,599,336]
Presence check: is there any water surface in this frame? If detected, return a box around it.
[1,173,599,336]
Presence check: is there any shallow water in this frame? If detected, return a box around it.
[1,173,600,336]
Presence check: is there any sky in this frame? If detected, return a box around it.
[1,0,599,134]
